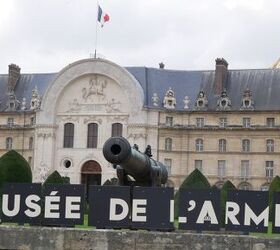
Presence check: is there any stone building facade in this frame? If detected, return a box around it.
[0,58,280,191]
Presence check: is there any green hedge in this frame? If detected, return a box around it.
[0,150,32,192]
[43,171,66,185]
[220,180,236,226]
[269,176,280,220]
[174,169,211,218]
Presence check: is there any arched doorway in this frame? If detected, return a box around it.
[81,160,102,196]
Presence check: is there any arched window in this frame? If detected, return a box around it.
[87,123,98,148]
[64,123,74,148]
[219,139,226,152]
[111,123,123,137]
[238,182,252,190]
[165,138,172,151]
[29,137,34,150]
[266,139,274,152]
[195,138,203,152]
[242,139,250,152]
[6,137,13,150]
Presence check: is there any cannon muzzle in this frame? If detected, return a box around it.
[103,137,168,186]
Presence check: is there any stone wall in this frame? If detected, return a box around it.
[0,226,280,250]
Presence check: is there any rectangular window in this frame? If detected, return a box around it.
[243,117,251,128]
[30,117,36,125]
[218,160,226,178]
[265,161,274,178]
[241,160,250,178]
[164,159,172,176]
[7,118,14,127]
[219,117,227,128]
[165,116,173,126]
[196,118,204,128]
[267,118,275,127]
[195,160,203,172]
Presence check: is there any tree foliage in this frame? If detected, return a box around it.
[220,180,236,226]
[174,169,211,218]
[0,150,32,191]
[268,176,280,220]
[43,171,66,185]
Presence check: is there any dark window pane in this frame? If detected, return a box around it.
[87,123,98,148]
[64,123,74,148]
[112,123,123,137]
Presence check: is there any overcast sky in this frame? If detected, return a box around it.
[0,0,279,73]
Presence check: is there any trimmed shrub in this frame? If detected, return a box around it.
[0,150,32,191]
[43,171,65,185]
[174,169,211,218]
[220,180,236,226]
[269,176,280,220]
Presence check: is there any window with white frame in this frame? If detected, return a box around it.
[196,118,204,128]
[218,160,226,178]
[7,118,14,127]
[165,116,173,126]
[266,118,275,127]
[195,160,203,172]
[266,139,274,152]
[195,138,203,152]
[241,160,250,178]
[243,117,251,128]
[165,138,172,151]
[242,139,250,152]
[6,137,13,150]
[265,161,274,178]
[219,117,227,128]
[164,159,172,176]
[219,139,227,152]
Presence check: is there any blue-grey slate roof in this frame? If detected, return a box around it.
[1,66,280,112]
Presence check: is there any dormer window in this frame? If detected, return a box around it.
[7,118,14,127]
[217,89,231,111]
[241,88,254,110]
[194,90,208,110]
[163,87,176,109]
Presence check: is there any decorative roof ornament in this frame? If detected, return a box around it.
[272,58,280,69]
[21,97,27,111]
[217,89,231,111]
[240,88,254,110]
[163,87,176,109]
[183,96,190,110]
[5,91,20,111]
[151,93,159,106]
[194,90,208,110]
[30,86,41,111]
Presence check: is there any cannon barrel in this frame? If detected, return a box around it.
[103,137,168,186]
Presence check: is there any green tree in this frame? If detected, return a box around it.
[0,150,32,191]
[220,180,236,226]
[174,169,211,218]
[43,170,66,185]
[268,176,280,220]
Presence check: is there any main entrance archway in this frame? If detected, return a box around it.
[81,160,102,197]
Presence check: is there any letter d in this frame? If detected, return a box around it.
[109,198,129,221]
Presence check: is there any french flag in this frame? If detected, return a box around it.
[97,5,110,27]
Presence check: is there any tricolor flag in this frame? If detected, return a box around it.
[97,5,110,27]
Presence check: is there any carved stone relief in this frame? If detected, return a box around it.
[128,133,148,139]
[183,96,190,109]
[59,116,80,122]
[82,76,107,102]
[152,93,159,106]
[163,87,176,109]
[83,116,103,124]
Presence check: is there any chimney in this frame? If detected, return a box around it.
[159,62,165,69]
[8,64,21,92]
[214,58,228,95]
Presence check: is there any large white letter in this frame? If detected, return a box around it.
[225,202,240,225]
[196,200,218,224]
[275,204,280,227]
[44,191,60,219]
[25,195,41,217]
[65,196,81,219]
[109,198,129,221]
[2,194,20,217]
[244,203,269,227]
[132,199,147,222]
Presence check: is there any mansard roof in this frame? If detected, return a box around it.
[1,62,280,112]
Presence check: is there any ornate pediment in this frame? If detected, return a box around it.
[30,86,41,111]
[163,87,176,109]
[217,89,231,111]
[194,90,208,110]
[240,88,254,110]
[6,91,20,111]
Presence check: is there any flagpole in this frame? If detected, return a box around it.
[94,1,99,58]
